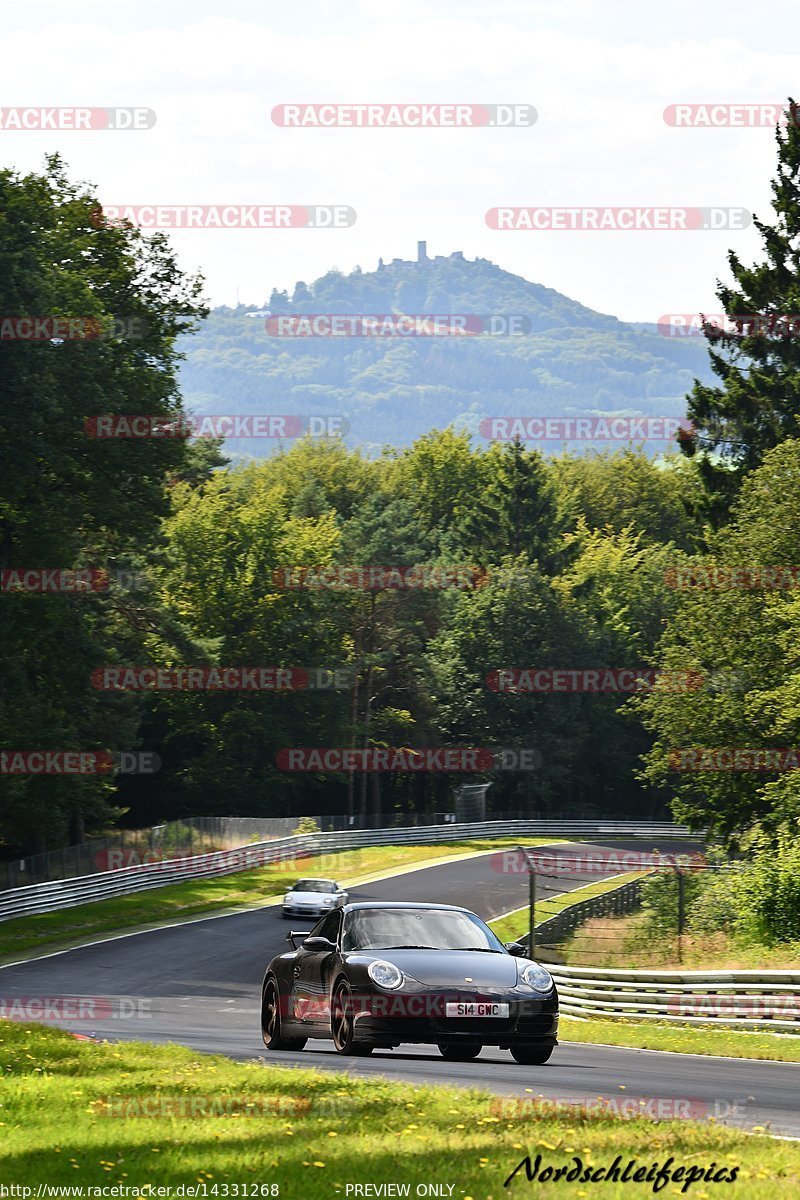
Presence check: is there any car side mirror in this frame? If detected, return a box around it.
[505,941,527,957]
[302,936,337,951]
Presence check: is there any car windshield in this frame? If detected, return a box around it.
[341,908,506,953]
[292,880,336,893]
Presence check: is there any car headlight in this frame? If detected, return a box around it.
[323,896,336,905]
[520,962,553,992]
[283,893,292,903]
[367,960,404,990]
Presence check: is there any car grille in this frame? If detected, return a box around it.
[434,1015,517,1035]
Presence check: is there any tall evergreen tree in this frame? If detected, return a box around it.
[683,99,800,512]
[461,438,559,564]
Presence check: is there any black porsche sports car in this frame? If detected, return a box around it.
[260,900,558,1063]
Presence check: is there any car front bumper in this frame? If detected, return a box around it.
[282,904,335,917]
[350,989,559,1048]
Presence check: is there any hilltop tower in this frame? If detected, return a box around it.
[417,240,428,264]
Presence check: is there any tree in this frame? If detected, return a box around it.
[552,449,707,551]
[683,99,800,509]
[144,466,348,818]
[460,438,560,565]
[337,493,439,820]
[429,557,596,815]
[636,439,800,837]
[0,156,206,853]
[391,428,483,550]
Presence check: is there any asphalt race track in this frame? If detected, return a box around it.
[2,840,799,1137]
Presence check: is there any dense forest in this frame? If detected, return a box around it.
[4,117,800,861]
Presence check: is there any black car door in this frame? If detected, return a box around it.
[291,909,342,1027]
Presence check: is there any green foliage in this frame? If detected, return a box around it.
[683,99,800,506]
[293,815,321,835]
[637,439,800,836]
[689,823,800,945]
[553,449,707,551]
[0,156,206,853]
[630,870,705,943]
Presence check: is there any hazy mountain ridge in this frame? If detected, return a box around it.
[178,250,713,456]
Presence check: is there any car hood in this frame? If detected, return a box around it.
[353,949,521,988]
[286,891,333,903]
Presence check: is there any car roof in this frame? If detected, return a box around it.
[342,901,472,913]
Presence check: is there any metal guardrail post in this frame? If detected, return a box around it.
[515,844,537,956]
[676,866,686,964]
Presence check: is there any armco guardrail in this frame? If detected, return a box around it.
[534,876,645,946]
[0,819,693,923]
[552,964,800,1032]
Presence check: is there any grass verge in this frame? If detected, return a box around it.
[560,1016,800,1062]
[489,871,646,944]
[1,1021,798,1197]
[0,838,566,963]
[561,911,800,970]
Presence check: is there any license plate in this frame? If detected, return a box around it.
[445,1002,509,1018]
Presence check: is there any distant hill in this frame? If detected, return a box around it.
[177,248,713,457]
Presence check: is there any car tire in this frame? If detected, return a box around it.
[437,1043,482,1061]
[510,1044,553,1065]
[261,978,307,1051]
[331,980,373,1055]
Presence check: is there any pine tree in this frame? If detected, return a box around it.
[683,99,800,510]
[461,438,559,563]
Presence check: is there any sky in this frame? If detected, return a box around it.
[1,1,799,321]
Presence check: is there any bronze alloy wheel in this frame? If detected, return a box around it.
[331,980,373,1055]
[262,978,307,1051]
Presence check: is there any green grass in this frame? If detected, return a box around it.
[489,871,646,944]
[1,1022,798,1197]
[0,838,566,963]
[560,1016,800,1062]
[561,910,800,970]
